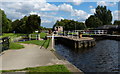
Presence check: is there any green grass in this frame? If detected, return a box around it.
[40,32,47,39]
[19,39,51,49]
[1,33,25,38]
[28,32,47,39]
[0,33,26,42]
[0,33,47,39]
[10,42,24,49]
[2,65,71,73]
[82,34,96,35]
[68,33,77,35]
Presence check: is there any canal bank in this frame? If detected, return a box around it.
[48,40,84,73]
[55,36,96,49]
[83,34,120,41]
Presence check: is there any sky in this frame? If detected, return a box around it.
[0,0,120,28]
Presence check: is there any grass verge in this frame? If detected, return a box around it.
[10,43,24,49]
[18,39,51,49]
[1,33,25,38]
[40,32,47,39]
[2,65,71,73]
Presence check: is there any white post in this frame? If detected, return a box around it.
[38,34,40,40]
[68,31,70,37]
[52,33,54,49]
[36,34,37,40]
[29,34,31,40]
[77,31,78,39]
[72,31,73,38]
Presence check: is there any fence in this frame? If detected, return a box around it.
[0,37,10,53]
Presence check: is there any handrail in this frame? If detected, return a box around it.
[0,37,10,53]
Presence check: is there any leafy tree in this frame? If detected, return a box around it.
[114,20,120,25]
[85,15,103,28]
[95,5,112,25]
[11,19,20,32]
[0,9,12,33]
[12,15,41,34]
[53,19,85,30]
[26,15,41,34]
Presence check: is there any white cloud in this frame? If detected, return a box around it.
[112,10,120,21]
[71,0,83,5]
[89,6,93,8]
[72,9,89,21]
[97,1,117,7]
[1,0,46,2]
[30,11,38,15]
[72,9,87,16]
[40,3,58,11]
[41,20,52,24]
[90,9,95,14]
[58,3,73,12]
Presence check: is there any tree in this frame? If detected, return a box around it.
[0,9,12,33]
[26,15,41,34]
[53,19,85,30]
[12,15,41,34]
[85,15,103,28]
[95,5,112,25]
[114,20,120,25]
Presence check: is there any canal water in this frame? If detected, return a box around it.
[55,39,120,72]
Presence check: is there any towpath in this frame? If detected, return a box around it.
[0,43,83,73]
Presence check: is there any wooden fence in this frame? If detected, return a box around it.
[0,37,10,53]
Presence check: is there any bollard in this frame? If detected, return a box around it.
[74,41,77,49]
[78,41,82,48]
[83,41,88,48]
[88,41,92,47]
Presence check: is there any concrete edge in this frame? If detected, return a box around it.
[47,39,84,73]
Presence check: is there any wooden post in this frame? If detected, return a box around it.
[78,32,82,38]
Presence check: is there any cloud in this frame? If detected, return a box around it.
[71,0,83,5]
[72,9,88,17]
[90,9,95,14]
[30,11,38,15]
[112,10,120,21]
[40,3,58,11]
[41,16,64,28]
[89,6,94,8]
[1,0,46,2]
[97,1,117,7]
[58,3,73,12]
[71,9,89,21]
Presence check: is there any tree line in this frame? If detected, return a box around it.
[1,9,41,34]
[85,5,120,28]
[1,5,120,34]
[53,6,120,30]
[53,19,86,31]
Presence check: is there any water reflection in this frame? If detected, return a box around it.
[55,40,119,72]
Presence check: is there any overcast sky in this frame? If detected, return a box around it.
[0,0,119,28]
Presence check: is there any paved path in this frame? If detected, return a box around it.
[0,43,83,73]
[0,44,64,70]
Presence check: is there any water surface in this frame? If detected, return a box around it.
[55,40,119,72]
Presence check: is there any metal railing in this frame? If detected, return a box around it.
[0,37,10,53]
